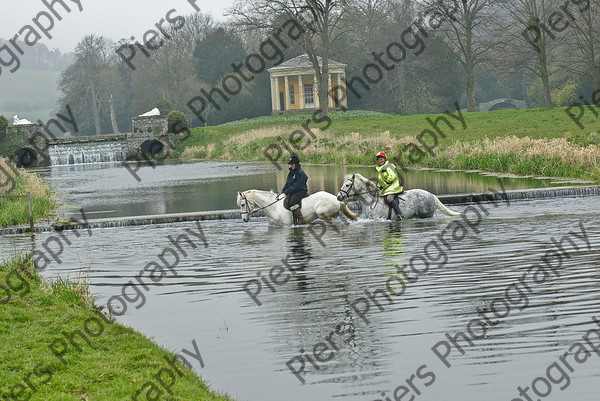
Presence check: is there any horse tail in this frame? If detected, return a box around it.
[434,196,461,216]
[340,202,359,221]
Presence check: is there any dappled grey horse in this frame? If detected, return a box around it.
[336,173,461,220]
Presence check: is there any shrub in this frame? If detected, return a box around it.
[167,111,190,134]
[0,115,20,159]
[551,80,579,106]
[0,115,7,136]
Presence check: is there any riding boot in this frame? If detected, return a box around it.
[291,206,305,225]
[391,198,404,221]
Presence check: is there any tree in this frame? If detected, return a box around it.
[565,0,600,91]
[496,0,564,107]
[194,27,247,84]
[230,0,349,117]
[129,13,213,121]
[423,0,498,112]
[59,35,114,135]
[167,111,190,134]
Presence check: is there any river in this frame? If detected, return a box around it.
[1,161,598,401]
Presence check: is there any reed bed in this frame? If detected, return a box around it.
[0,157,56,227]
[179,124,599,180]
[430,136,600,179]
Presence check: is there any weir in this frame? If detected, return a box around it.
[2,184,599,235]
[49,143,129,166]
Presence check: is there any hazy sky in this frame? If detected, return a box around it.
[1,0,235,52]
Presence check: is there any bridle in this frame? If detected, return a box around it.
[337,174,356,200]
[239,192,284,219]
[338,174,379,201]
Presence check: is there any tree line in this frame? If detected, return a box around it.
[56,0,600,135]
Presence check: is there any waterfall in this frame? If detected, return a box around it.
[49,143,129,166]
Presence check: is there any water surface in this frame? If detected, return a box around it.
[1,192,599,401]
[38,161,580,219]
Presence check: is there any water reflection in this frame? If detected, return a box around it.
[0,196,599,400]
[286,229,313,293]
[39,161,580,220]
[1,163,597,401]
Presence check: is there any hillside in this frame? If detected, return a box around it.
[0,69,61,123]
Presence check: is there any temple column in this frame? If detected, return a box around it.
[314,75,319,108]
[270,77,278,112]
[299,75,304,109]
[284,76,290,111]
[328,73,333,108]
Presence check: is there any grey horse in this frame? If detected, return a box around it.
[336,173,461,220]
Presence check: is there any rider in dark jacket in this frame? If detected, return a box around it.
[282,155,308,225]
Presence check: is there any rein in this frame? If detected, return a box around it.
[241,193,284,215]
[339,175,378,198]
[338,175,380,210]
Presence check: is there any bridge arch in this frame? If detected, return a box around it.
[140,139,164,156]
[16,147,38,168]
[479,98,528,112]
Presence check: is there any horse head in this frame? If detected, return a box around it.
[337,173,356,201]
[237,191,254,222]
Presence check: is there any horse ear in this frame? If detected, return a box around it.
[352,173,355,180]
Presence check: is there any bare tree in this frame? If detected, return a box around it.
[229,0,348,117]
[59,35,113,135]
[137,13,213,115]
[496,0,566,107]
[566,0,600,91]
[423,0,498,112]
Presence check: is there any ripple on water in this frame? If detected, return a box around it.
[0,196,599,400]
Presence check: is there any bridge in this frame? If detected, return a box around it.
[8,115,187,168]
[479,98,528,112]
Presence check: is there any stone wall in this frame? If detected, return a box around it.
[131,116,168,136]
[4,115,182,167]
[128,116,174,157]
[6,124,50,167]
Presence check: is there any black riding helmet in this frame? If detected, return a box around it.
[287,155,300,165]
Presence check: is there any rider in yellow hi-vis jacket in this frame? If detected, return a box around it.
[375,151,404,220]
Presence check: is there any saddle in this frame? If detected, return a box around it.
[284,192,310,211]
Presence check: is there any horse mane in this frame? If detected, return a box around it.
[354,173,377,188]
[237,189,276,205]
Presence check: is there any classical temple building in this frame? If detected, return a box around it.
[268,54,348,114]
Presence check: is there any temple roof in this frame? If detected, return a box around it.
[268,54,346,72]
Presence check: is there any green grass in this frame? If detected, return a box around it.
[175,107,600,180]
[0,255,234,401]
[0,159,56,227]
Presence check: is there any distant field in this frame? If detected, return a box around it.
[183,107,600,147]
[0,68,60,122]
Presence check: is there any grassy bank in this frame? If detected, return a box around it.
[0,255,233,401]
[0,158,56,227]
[175,107,600,181]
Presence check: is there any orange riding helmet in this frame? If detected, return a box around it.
[376,151,387,159]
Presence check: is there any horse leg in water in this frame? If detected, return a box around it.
[318,213,333,222]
